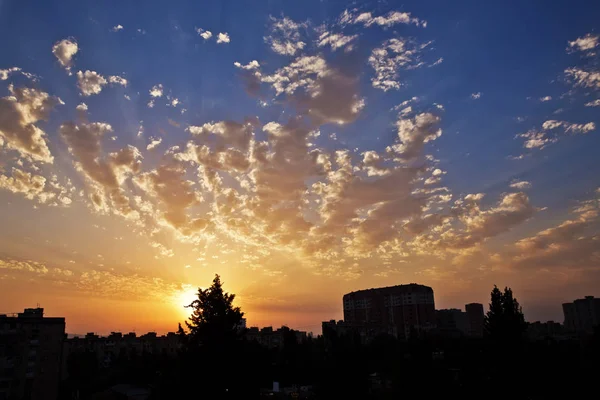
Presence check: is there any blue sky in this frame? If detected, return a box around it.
[0,0,599,332]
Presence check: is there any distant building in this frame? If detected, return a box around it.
[342,283,436,339]
[245,326,307,348]
[465,303,485,337]
[527,321,564,340]
[62,330,180,377]
[436,309,469,337]
[0,308,65,400]
[563,296,600,334]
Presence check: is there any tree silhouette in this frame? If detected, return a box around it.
[181,274,244,348]
[484,285,526,341]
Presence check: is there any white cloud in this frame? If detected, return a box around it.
[52,39,78,74]
[369,38,430,91]
[585,99,600,107]
[389,112,442,159]
[112,25,124,32]
[542,119,595,134]
[196,28,212,40]
[234,60,260,70]
[470,92,482,99]
[350,10,427,28]
[0,67,21,80]
[317,32,358,51]
[510,180,531,190]
[565,67,600,90]
[146,137,162,151]
[149,84,164,98]
[0,85,61,163]
[76,71,104,96]
[539,95,552,102]
[265,16,306,56]
[0,168,72,206]
[216,32,230,44]
[517,130,556,149]
[568,33,599,55]
[108,75,128,86]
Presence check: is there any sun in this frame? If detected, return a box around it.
[173,286,199,315]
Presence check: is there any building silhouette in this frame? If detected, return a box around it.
[245,326,307,348]
[0,308,65,400]
[61,330,180,376]
[342,283,436,339]
[435,308,469,337]
[465,303,484,337]
[562,296,600,334]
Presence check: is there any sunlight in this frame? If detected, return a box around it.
[173,285,199,315]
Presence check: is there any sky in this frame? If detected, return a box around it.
[0,0,599,335]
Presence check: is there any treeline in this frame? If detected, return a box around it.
[60,277,600,400]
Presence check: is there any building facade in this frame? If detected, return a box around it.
[0,308,65,400]
[562,296,600,334]
[343,283,436,339]
[465,303,485,337]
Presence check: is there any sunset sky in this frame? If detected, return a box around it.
[1,0,599,335]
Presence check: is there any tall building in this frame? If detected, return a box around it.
[0,308,65,400]
[562,296,600,334]
[435,309,469,337]
[343,283,435,339]
[465,303,485,337]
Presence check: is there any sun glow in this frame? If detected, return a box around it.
[173,285,199,315]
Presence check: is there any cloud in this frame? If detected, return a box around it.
[149,84,164,98]
[512,197,600,270]
[585,99,600,107]
[369,38,431,91]
[261,55,364,125]
[265,16,306,56]
[52,38,78,74]
[542,119,595,134]
[510,180,531,190]
[234,60,260,70]
[112,24,124,32]
[388,112,442,160]
[517,119,595,151]
[77,269,183,300]
[0,257,48,274]
[317,32,358,51]
[0,85,61,163]
[348,10,427,28]
[539,95,552,102]
[134,162,206,236]
[77,71,106,96]
[564,67,600,90]
[196,28,212,40]
[187,119,256,151]
[216,32,230,44]
[60,120,142,215]
[517,129,556,149]
[0,67,21,80]
[108,75,128,86]
[568,33,599,55]
[444,192,536,249]
[0,167,73,206]
[470,92,482,99]
[146,137,162,151]
[76,71,127,96]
